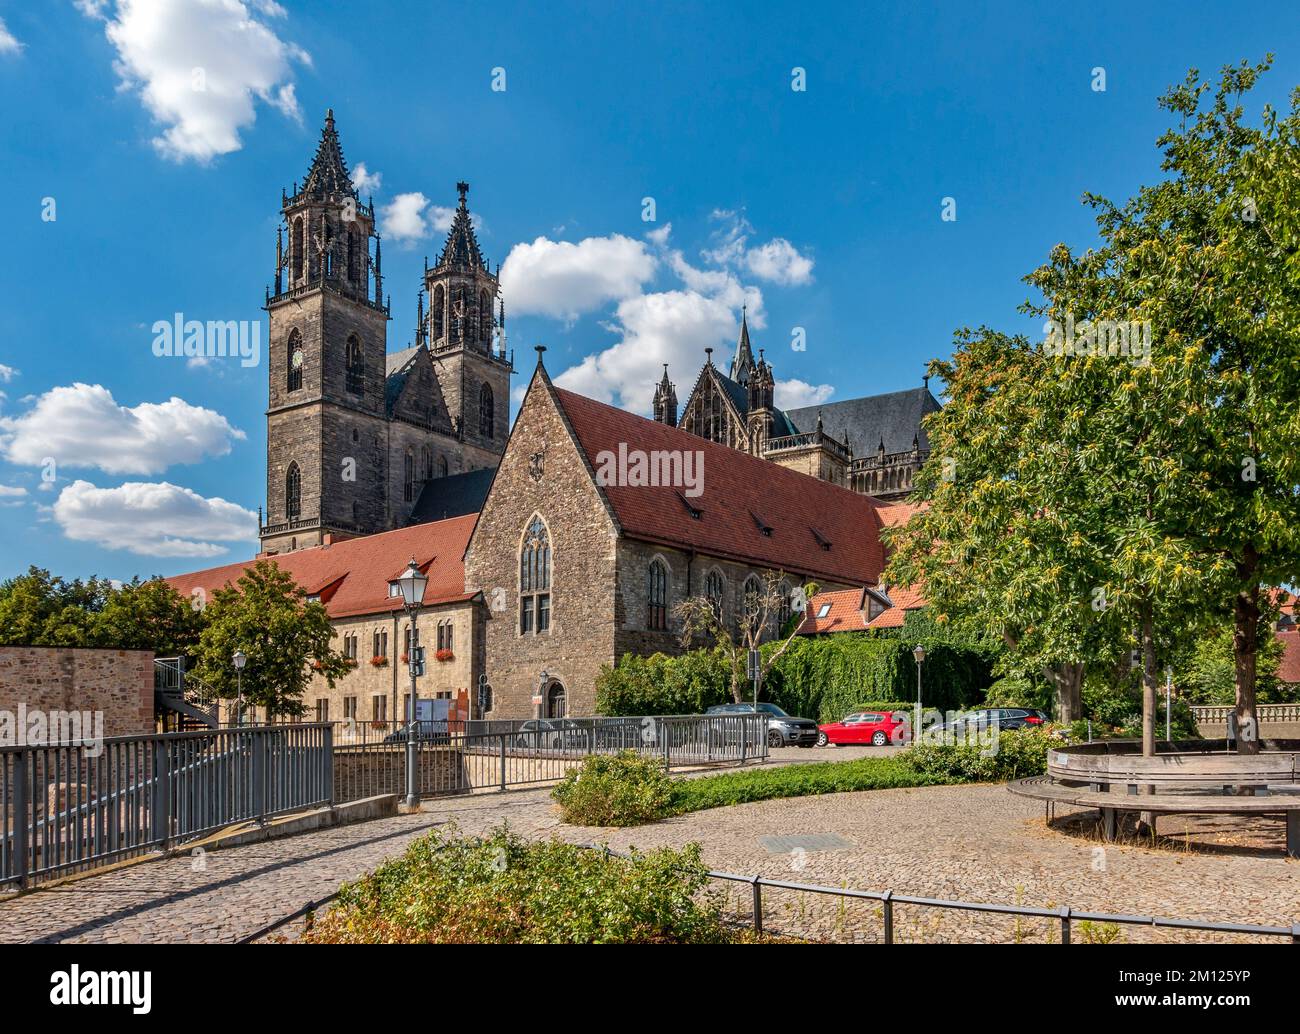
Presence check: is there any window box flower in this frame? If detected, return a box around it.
[370,655,388,667]
[435,648,454,663]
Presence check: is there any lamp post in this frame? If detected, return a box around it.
[912,644,926,745]
[538,669,550,720]
[232,650,247,727]
[397,557,428,809]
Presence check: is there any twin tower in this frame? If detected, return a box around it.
[260,111,513,555]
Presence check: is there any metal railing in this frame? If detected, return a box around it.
[0,724,333,889]
[1192,704,1300,724]
[330,714,769,804]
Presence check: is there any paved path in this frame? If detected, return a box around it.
[2,753,1296,943]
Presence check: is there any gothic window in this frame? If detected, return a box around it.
[480,289,491,341]
[451,287,464,344]
[345,334,364,395]
[742,575,762,627]
[705,569,725,620]
[647,559,669,631]
[438,456,448,478]
[403,450,414,502]
[287,329,302,393]
[432,285,445,340]
[776,580,792,628]
[347,231,358,283]
[285,462,301,520]
[519,515,551,635]
[421,446,432,482]
[479,384,494,439]
[292,217,304,282]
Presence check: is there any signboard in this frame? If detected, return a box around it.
[747,650,761,681]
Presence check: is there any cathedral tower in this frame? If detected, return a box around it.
[262,110,391,554]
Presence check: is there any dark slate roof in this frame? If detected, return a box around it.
[436,184,487,271]
[409,468,496,524]
[696,365,798,438]
[786,387,941,455]
[384,346,421,415]
[302,109,356,198]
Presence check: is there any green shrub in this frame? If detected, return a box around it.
[982,675,1052,711]
[552,751,675,826]
[901,727,1055,782]
[595,650,732,716]
[300,824,741,943]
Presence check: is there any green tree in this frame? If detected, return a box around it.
[191,560,348,719]
[93,578,205,655]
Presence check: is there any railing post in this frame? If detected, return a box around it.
[751,875,763,937]
[13,751,29,889]
[1059,906,1071,945]
[151,739,172,851]
[323,723,334,805]
[881,890,893,944]
[252,730,267,822]
[499,733,507,792]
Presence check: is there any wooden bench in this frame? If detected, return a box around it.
[1009,775,1300,857]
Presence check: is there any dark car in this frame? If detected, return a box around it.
[382,722,451,745]
[705,702,819,748]
[934,707,1049,735]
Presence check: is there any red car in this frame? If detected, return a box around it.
[817,711,909,747]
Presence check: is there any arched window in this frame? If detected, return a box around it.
[519,515,551,635]
[776,580,792,628]
[479,383,494,439]
[421,446,432,481]
[347,231,358,282]
[647,559,669,630]
[345,335,364,395]
[742,575,763,629]
[437,455,448,478]
[480,289,492,341]
[291,217,304,282]
[287,329,302,392]
[705,569,725,621]
[432,285,445,340]
[403,450,414,502]
[285,462,301,519]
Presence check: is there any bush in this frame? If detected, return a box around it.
[900,728,1055,782]
[299,824,742,943]
[552,751,675,826]
[982,675,1052,711]
[595,650,732,716]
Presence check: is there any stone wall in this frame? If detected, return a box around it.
[0,647,155,738]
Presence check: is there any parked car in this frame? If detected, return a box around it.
[382,723,450,745]
[705,702,819,748]
[933,707,1049,735]
[816,710,909,747]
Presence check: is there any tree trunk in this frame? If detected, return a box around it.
[1041,662,1084,723]
[1232,581,1261,757]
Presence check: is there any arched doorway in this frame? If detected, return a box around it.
[545,680,566,719]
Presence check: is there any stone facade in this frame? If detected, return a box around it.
[0,647,155,738]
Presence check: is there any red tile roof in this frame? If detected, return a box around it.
[551,384,889,586]
[166,515,478,619]
[1278,630,1300,685]
[799,583,927,634]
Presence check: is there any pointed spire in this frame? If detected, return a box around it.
[274,224,283,295]
[653,364,678,426]
[878,434,886,455]
[497,296,507,358]
[416,289,425,346]
[373,235,383,305]
[436,181,486,270]
[302,108,356,198]
[730,304,756,384]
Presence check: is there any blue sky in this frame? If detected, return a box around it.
[0,0,1296,583]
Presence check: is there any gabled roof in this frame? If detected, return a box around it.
[409,468,495,524]
[302,109,356,198]
[786,386,941,456]
[436,183,487,271]
[166,515,477,621]
[385,346,422,414]
[550,384,889,585]
[691,364,798,438]
[798,583,926,634]
[730,311,756,384]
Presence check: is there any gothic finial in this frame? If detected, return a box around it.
[705,347,714,365]
[816,410,823,432]
[878,434,886,454]
[535,344,546,367]
[325,107,335,127]
[457,181,469,207]
[923,372,930,389]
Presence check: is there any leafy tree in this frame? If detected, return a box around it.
[190,560,348,719]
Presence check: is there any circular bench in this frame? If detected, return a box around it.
[1009,739,1300,858]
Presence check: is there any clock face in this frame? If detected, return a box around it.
[291,349,303,369]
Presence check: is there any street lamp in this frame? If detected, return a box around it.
[232,650,247,727]
[538,669,550,720]
[912,645,926,744]
[397,558,428,809]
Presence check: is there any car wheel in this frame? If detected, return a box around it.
[872,731,888,746]
[816,731,829,747]
[767,730,783,748]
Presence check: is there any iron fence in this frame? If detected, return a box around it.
[0,724,333,889]
[330,714,769,804]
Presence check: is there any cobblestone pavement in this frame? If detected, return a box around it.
[1,773,1296,943]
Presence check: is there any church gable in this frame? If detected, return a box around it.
[386,346,453,431]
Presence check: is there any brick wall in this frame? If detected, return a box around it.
[0,647,155,738]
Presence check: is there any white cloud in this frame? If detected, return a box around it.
[645,223,672,246]
[500,235,657,320]
[351,161,381,195]
[0,383,245,475]
[80,0,310,163]
[0,364,17,382]
[379,192,456,245]
[745,238,814,285]
[0,485,27,497]
[53,480,258,558]
[774,379,835,410]
[0,17,22,55]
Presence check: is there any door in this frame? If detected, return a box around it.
[545,680,567,719]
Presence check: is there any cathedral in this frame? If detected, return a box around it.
[654,311,940,502]
[259,111,513,555]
